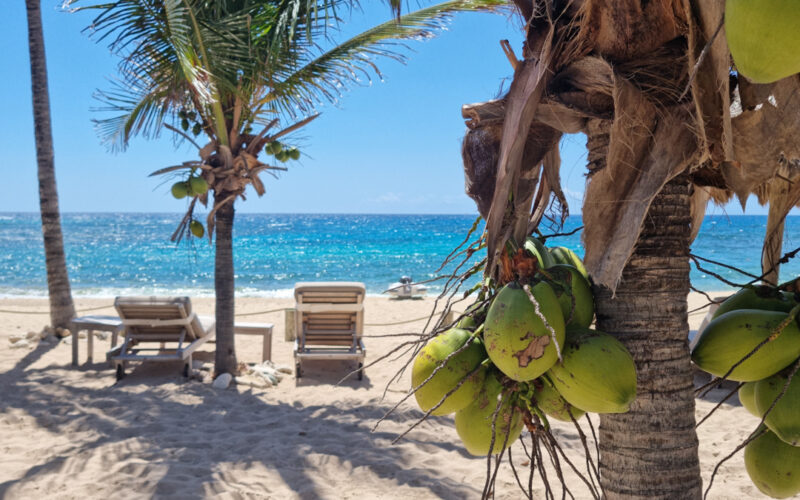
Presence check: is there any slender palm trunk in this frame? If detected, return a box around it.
[26,0,75,331]
[593,174,701,498]
[214,197,237,375]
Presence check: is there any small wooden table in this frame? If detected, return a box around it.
[70,315,125,366]
[234,322,274,362]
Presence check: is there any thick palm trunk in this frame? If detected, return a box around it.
[25,0,75,331]
[593,175,701,499]
[214,197,237,375]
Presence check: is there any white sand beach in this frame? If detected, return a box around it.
[0,294,777,499]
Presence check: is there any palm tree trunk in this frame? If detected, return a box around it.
[25,0,75,331]
[214,197,237,375]
[593,174,701,499]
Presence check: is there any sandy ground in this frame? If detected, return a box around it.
[0,293,782,499]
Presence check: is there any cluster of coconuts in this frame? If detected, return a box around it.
[266,141,300,162]
[171,175,209,200]
[411,238,637,456]
[177,108,206,137]
[170,174,209,238]
[692,285,800,498]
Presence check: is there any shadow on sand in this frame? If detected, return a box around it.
[0,341,477,499]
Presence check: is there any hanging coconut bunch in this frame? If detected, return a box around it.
[149,102,313,243]
[692,281,800,498]
[410,237,636,456]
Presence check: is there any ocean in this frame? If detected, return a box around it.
[1,213,799,297]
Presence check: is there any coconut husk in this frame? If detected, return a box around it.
[574,0,687,61]
[685,0,732,165]
[724,76,800,206]
[582,79,700,289]
[688,185,710,243]
[484,32,556,277]
[756,161,800,283]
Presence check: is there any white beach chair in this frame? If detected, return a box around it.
[110,296,215,380]
[293,282,366,380]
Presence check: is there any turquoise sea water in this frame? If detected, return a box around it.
[1,213,799,297]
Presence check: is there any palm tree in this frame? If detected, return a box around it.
[25,0,76,333]
[462,1,800,497]
[70,0,504,376]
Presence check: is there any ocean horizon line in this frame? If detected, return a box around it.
[1,211,796,217]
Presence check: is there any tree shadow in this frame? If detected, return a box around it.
[294,359,372,389]
[0,356,479,499]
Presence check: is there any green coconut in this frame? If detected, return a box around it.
[455,373,524,456]
[549,246,588,280]
[544,264,594,329]
[755,370,800,446]
[534,377,586,422]
[288,147,301,160]
[739,381,760,417]
[524,237,556,270]
[411,328,487,416]
[484,282,566,382]
[691,309,800,382]
[547,327,637,414]
[189,176,208,196]
[745,427,800,499]
[726,0,800,83]
[189,220,205,238]
[712,285,796,320]
[171,181,189,199]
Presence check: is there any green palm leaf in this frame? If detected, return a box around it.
[265,0,507,115]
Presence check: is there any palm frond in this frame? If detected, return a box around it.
[264,0,507,115]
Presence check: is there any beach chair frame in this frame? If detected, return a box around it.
[293,282,366,380]
[110,297,215,380]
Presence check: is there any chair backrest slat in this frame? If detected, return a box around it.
[294,282,365,348]
[115,296,205,342]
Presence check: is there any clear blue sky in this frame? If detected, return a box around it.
[2,1,772,215]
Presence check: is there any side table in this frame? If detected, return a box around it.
[70,315,124,366]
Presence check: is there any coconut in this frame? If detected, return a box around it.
[534,377,585,422]
[745,427,800,498]
[189,176,209,196]
[726,0,800,83]
[691,310,800,381]
[455,372,524,456]
[484,282,565,381]
[411,328,487,416]
[739,381,760,417]
[549,246,588,279]
[190,220,205,238]
[171,181,189,199]
[547,326,637,414]
[712,285,796,320]
[288,147,301,160]
[755,370,800,446]
[544,264,594,329]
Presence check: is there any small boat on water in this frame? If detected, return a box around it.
[386,276,428,299]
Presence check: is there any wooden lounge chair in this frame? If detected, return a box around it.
[109,296,215,380]
[293,282,366,380]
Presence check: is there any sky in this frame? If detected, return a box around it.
[1,1,776,215]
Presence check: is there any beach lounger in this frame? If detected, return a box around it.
[293,282,366,380]
[109,296,215,381]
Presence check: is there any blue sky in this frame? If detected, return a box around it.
[2,1,772,215]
